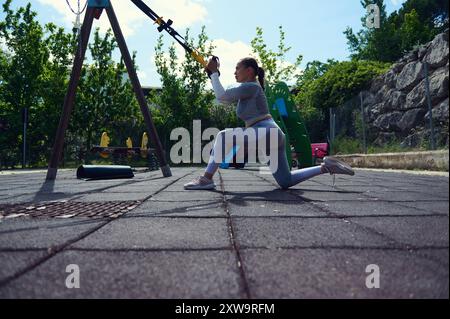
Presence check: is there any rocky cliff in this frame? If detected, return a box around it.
[361,29,449,148]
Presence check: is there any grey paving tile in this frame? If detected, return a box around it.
[225,190,301,202]
[241,248,448,298]
[393,201,449,215]
[101,185,165,194]
[233,218,392,249]
[0,251,47,282]
[364,191,447,202]
[348,216,449,247]
[72,217,230,250]
[287,188,370,201]
[0,250,242,298]
[150,191,223,201]
[77,193,150,202]
[227,200,327,217]
[129,200,226,217]
[415,249,449,267]
[0,218,106,249]
[223,186,281,193]
[0,193,82,204]
[315,200,442,217]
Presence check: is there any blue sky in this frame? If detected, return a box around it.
[1,0,407,86]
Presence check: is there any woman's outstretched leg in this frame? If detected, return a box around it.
[270,145,323,189]
[270,141,354,189]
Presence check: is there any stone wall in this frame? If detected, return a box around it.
[361,29,449,148]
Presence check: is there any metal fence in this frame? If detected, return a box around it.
[329,64,448,155]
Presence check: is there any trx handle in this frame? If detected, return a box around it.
[206,56,220,78]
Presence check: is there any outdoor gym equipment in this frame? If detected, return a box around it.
[46,0,173,180]
[266,82,313,169]
[129,0,220,77]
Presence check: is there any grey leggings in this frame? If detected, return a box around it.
[205,119,323,189]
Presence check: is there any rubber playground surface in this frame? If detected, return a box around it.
[0,166,448,298]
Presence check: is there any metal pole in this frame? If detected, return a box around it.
[22,107,27,168]
[331,109,336,141]
[106,3,172,177]
[424,63,436,150]
[360,92,367,154]
[46,7,96,180]
[329,108,333,142]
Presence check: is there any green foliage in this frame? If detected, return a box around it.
[367,139,424,154]
[330,136,363,155]
[301,60,390,111]
[330,135,429,155]
[0,2,143,168]
[149,27,216,149]
[0,0,50,167]
[293,60,390,142]
[70,29,142,163]
[294,60,337,141]
[251,26,303,85]
[344,0,448,62]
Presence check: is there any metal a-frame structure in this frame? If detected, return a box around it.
[46,0,172,180]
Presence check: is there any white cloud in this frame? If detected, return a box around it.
[390,0,403,6]
[148,38,302,87]
[151,0,208,29]
[207,39,302,87]
[38,0,207,38]
[149,38,254,87]
[137,70,147,80]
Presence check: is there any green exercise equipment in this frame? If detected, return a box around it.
[266,82,313,169]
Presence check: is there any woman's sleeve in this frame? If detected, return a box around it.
[210,72,258,104]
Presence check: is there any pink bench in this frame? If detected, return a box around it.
[311,143,329,164]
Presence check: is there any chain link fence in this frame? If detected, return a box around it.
[329,66,449,156]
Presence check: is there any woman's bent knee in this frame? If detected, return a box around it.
[273,175,291,189]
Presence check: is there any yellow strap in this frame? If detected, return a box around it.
[191,51,207,67]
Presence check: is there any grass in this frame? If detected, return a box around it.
[330,136,445,155]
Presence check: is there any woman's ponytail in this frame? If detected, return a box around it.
[257,67,265,90]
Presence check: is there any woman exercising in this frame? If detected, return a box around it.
[184,57,355,190]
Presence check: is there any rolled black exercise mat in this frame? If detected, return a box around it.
[76,165,134,180]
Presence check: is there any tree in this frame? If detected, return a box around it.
[293,60,390,142]
[0,0,48,167]
[0,1,145,168]
[305,60,390,111]
[344,0,448,62]
[399,9,433,51]
[344,0,401,62]
[251,26,303,85]
[149,26,216,150]
[31,23,77,165]
[70,29,142,162]
[397,0,448,32]
[294,59,338,141]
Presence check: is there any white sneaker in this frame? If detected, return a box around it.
[184,176,216,190]
[322,157,355,176]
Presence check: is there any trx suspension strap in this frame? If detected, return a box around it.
[130,0,219,77]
